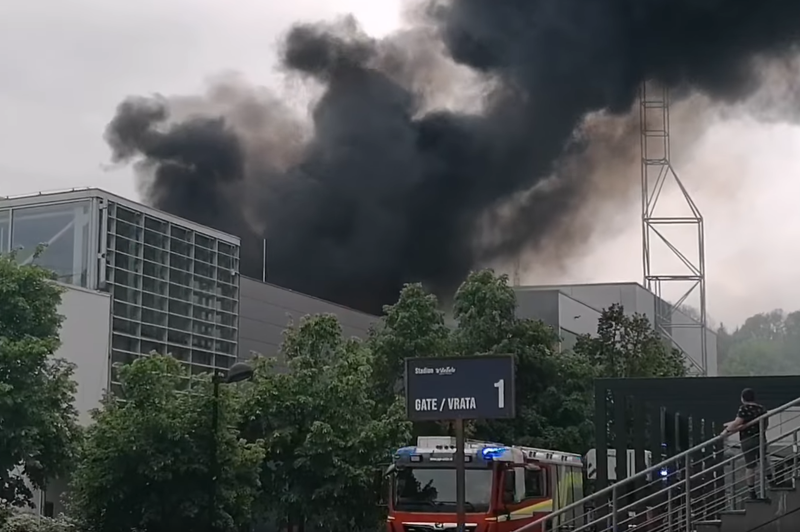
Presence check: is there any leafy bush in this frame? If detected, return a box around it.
[1,512,74,532]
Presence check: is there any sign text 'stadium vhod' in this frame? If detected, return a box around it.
[414,366,457,376]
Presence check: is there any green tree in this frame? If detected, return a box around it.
[1,512,74,532]
[369,270,596,453]
[0,253,80,514]
[717,309,800,376]
[573,303,687,378]
[68,355,263,532]
[452,270,595,452]
[721,338,792,376]
[370,283,452,409]
[242,315,411,532]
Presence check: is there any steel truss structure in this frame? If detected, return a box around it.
[640,81,708,375]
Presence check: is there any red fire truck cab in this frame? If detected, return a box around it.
[385,436,584,532]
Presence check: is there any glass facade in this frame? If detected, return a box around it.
[0,190,241,396]
[0,201,93,287]
[104,201,239,394]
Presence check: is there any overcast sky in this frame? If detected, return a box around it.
[1,0,799,327]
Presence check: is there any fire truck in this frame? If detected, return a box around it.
[385,436,584,532]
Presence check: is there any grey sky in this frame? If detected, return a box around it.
[1,0,798,327]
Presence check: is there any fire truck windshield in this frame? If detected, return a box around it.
[394,467,492,513]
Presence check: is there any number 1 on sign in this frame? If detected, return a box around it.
[494,379,505,408]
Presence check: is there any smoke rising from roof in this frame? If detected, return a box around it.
[105,0,800,314]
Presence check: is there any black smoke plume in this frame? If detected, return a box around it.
[106,0,800,314]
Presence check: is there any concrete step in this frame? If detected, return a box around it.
[716,484,800,532]
[694,519,721,532]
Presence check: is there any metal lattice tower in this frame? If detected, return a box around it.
[640,81,708,375]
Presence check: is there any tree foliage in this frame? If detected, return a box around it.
[452,271,596,452]
[2,256,699,532]
[68,355,263,532]
[370,270,596,453]
[241,315,411,532]
[370,284,452,409]
[717,309,800,375]
[0,512,74,532]
[0,253,80,511]
[573,303,687,378]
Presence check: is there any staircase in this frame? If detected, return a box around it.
[518,396,800,532]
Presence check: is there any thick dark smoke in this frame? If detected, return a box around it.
[105,0,800,314]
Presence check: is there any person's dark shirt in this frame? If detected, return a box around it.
[737,402,768,440]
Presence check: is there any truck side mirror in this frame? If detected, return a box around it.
[503,471,515,504]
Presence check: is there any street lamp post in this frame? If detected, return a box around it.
[209,362,255,532]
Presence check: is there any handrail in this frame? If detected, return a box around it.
[516,393,800,532]
[609,424,800,520]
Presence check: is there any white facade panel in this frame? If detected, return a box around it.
[57,284,111,425]
[557,293,601,336]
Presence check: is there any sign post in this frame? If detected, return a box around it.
[405,355,515,532]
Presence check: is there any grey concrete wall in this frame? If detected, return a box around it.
[238,277,378,363]
[707,330,718,376]
[514,282,718,375]
[57,283,112,425]
[557,293,601,336]
[513,288,561,329]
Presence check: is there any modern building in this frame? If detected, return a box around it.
[513,282,718,376]
[0,188,242,396]
[0,188,377,398]
[238,277,377,366]
[1,188,378,516]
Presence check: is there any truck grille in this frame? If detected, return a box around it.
[403,526,477,532]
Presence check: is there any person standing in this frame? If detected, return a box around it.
[721,388,770,499]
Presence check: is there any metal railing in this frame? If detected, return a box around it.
[518,395,800,532]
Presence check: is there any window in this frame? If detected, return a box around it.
[524,468,545,498]
[102,206,242,377]
[217,241,236,257]
[10,201,92,287]
[143,228,166,248]
[114,219,141,241]
[195,247,214,264]
[394,468,493,513]
[144,216,167,233]
[143,260,168,280]
[112,235,141,258]
[112,251,141,273]
[112,334,139,353]
[195,234,214,249]
[170,225,191,242]
[143,244,167,264]
[170,238,191,257]
[113,317,139,336]
[142,292,168,312]
[218,254,233,270]
[113,301,140,321]
[192,350,213,366]
[115,206,141,225]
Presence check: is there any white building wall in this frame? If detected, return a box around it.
[30,284,111,516]
[57,284,111,424]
